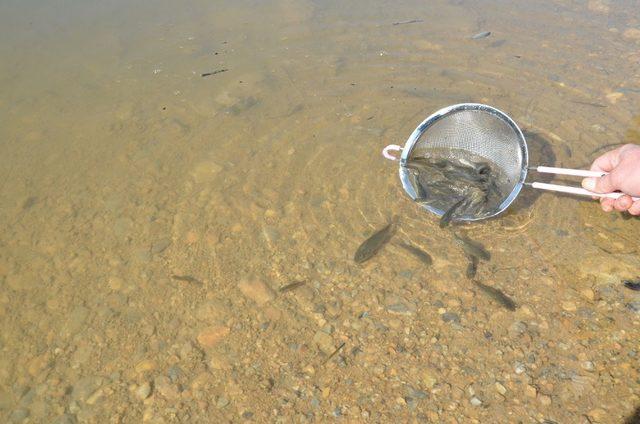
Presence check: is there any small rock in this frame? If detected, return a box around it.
[135,382,152,400]
[494,382,507,395]
[312,330,335,355]
[10,409,29,423]
[216,396,230,409]
[561,301,577,312]
[85,388,104,405]
[238,278,275,305]
[135,360,156,374]
[151,238,171,254]
[588,408,607,422]
[525,385,537,398]
[196,326,230,348]
[623,28,640,41]
[538,394,552,406]
[470,397,482,406]
[154,376,179,399]
[386,302,416,316]
[580,288,595,301]
[515,363,526,374]
[581,361,595,372]
[421,371,437,389]
[441,312,460,323]
[509,321,528,337]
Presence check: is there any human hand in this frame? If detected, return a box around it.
[581,144,640,214]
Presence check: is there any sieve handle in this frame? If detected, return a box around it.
[382,144,402,161]
[530,166,606,178]
[529,182,640,201]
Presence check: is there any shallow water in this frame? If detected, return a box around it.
[1,0,640,422]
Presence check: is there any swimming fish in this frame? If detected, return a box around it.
[474,281,517,311]
[466,255,479,279]
[439,198,467,228]
[397,242,433,266]
[623,279,640,291]
[471,31,491,40]
[354,218,398,263]
[454,234,491,261]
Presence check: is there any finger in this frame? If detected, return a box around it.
[601,198,615,212]
[582,173,618,193]
[628,201,640,216]
[589,147,623,173]
[614,195,633,211]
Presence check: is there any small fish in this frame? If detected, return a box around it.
[474,281,517,311]
[440,198,467,228]
[471,31,491,40]
[392,19,423,26]
[171,275,203,285]
[279,280,306,293]
[354,219,397,263]
[623,279,640,291]
[201,69,228,77]
[466,255,479,279]
[398,242,433,266]
[323,342,346,364]
[454,234,490,261]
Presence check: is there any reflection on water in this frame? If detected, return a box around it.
[1,0,640,422]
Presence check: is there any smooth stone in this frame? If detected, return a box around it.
[135,383,151,400]
[441,312,460,323]
[10,409,29,423]
[196,326,230,349]
[312,330,335,355]
[151,239,171,254]
[237,278,275,305]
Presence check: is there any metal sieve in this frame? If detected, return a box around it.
[383,103,528,221]
[383,103,639,222]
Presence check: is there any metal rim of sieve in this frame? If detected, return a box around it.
[398,103,529,221]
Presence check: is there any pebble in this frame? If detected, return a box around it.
[538,394,552,406]
[580,288,595,301]
[470,397,482,406]
[196,326,230,348]
[581,361,595,372]
[151,238,171,254]
[386,302,416,316]
[561,301,577,312]
[135,382,152,400]
[588,408,607,422]
[10,409,29,423]
[312,330,335,355]
[494,382,507,395]
[421,371,437,389]
[154,376,179,399]
[525,385,537,397]
[216,396,230,409]
[441,312,460,323]
[509,321,528,337]
[623,28,640,41]
[238,278,275,305]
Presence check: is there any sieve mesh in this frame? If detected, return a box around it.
[400,104,528,220]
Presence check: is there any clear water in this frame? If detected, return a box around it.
[1,0,640,422]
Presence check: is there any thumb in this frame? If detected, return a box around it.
[582,173,617,193]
